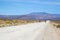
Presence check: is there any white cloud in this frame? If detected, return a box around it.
[0,0,60,5]
[15,1,60,5]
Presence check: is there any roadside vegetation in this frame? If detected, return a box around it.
[0,19,43,27]
[51,20,60,29]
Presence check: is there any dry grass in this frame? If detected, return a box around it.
[0,19,43,27]
[50,20,60,29]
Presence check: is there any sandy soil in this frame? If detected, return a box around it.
[0,21,60,40]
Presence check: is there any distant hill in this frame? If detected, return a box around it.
[0,12,60,20]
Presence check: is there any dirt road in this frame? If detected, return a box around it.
[0,21,60,40]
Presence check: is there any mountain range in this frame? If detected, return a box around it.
[0,12,60,20]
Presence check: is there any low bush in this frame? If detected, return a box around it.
[56,25,60,28]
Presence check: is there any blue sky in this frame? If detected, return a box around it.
[0,0,60,15]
